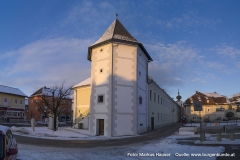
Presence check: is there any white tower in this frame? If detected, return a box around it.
[88,17,152,137]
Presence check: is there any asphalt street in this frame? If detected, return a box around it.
[14,123,181,148]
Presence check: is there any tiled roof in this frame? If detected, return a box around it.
[0,85,27,97]
[88,18,152,61]
[92,19,138,46]
[185,91,230,105]
[30,87,72,99]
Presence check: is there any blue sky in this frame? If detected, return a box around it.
[0,0,240,101]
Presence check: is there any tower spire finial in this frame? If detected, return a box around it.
[176,89,182,101]
[116,13,118,19]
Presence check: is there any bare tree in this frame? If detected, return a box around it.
[35,83,72,131]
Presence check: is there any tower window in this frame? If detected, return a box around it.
[100,69,103,73]
[150,90,152,100]
[154,93,156,102]
[139,96,142,104]
[98,95,104,103]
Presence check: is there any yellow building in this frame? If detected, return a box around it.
[184,91,239,122]
[0,85,27,122]
[72,78,91,129]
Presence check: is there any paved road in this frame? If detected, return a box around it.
[14,123,182,148]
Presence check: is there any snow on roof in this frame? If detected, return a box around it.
[203,92,225,98]
[0,125,10,135]
[91,19,139,46]
[72,78,91,88]
[233,93,240,98]
[0,85,27,97]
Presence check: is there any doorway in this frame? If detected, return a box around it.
[151,117,154,130]
[98,119,104,135]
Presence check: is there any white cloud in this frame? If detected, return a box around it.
[215,45,240,59]
[210,44,240,72]
[191,78,206,84]
[0,38,94,96]
[205,61,226,71]
[147,41,200,87]
[62,1,116,28]
[157,12,221,30]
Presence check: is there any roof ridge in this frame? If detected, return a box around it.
[0,85,19,90]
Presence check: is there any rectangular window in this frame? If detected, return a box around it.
[4,98,7,103]
[44,106,47,112]
[154,93,156,102]
[139,96,142,104]
[31,100,33,103]
[15,99,17,104]
[158,95,159,104]
[98,95,104,103]
[150,90,152,100]
[36,106,38,110]
[20,100,23,104]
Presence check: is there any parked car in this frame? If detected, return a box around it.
[215,117,221,121]
[0,125,18,160]
[204,118,210,122]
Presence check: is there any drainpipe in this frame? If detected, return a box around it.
[146,60,151,130]
[111,42,114,137]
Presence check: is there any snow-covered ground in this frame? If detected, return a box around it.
[16,133,226,160]
[11,126,137,140]
[13,126,237,160]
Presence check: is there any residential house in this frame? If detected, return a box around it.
[26,87,72,122]
[184,91,238,122]
[229,93,240,118]
[0,85,27,122]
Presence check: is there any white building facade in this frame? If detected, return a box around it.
[87,18,152,137]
